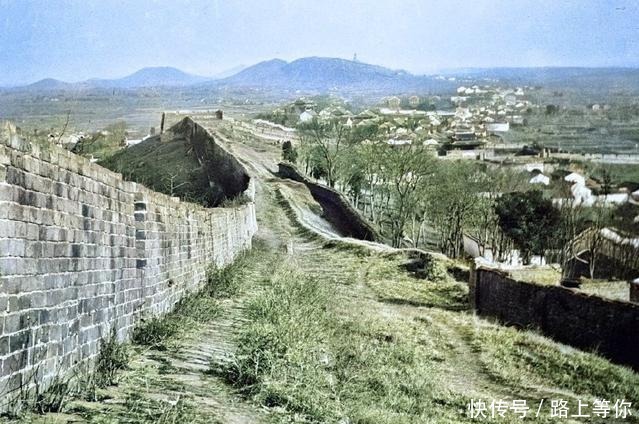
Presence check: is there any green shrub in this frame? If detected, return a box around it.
[173,295,220,323]
[217,264,339,421]
[33,375,71,414]
[132,317,180,350]
[281,140,298,163]
[204,251,250,298]
[219,193,252,208]
[95,327,129,387]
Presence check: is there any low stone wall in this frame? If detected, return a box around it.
[470,265,639,370]
[0,124,257,404]
[277,162,379,242]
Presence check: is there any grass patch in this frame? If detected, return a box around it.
[508,266,562,286]
[94,328,130,388]
[217,260,473,423]
[132,316,182,350]
[220,193,253,208]
[472,323,639,402]
[120,392,206,424]
[131,292,221,350]
[204,250,252,299]
[213,227,639,423]
[2,373,73,418]
[217,263,341,420]
[366,253,469,311]
[132,248,255,350]
[31,375,72,415]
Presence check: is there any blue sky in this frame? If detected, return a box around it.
[1,0,638,85]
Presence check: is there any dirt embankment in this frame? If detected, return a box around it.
[277,162,380,241]
[101,117,250,207]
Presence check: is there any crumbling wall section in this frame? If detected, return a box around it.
[278,162,379,241]
[163,117,251,205]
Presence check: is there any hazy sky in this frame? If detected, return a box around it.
[1,0,638,85]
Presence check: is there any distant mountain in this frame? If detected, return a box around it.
[213,57,448,92]
[91,67,211,88]
[24,78,78,91]
[223,59,288,85]
[15,67,212,91]
[11,58,453,93]
[212,64,248,80]
[10,62,639,95]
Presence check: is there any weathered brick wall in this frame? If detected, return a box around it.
[0,126,257,403]
[470,265,639,370]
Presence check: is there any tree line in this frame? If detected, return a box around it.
[286,117,616,276]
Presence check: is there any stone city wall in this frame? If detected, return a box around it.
[0,125,257,404]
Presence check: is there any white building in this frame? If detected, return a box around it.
[299,110,317,122]
[529,174,550,185]
[565,172,586,186]
[486,122,510,133]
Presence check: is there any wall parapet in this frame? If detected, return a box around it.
[470,262,639,370]
[0,124,257,406]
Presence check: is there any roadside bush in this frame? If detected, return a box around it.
[204,250,250,298]
[132,316,181,350]
[220,193,252,208]
[95,327,129,387]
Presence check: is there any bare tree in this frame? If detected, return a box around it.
[556,201,612,280]
[166,172,188,197]
[469,168,527,261]
[424,162,487,258]
[585,202,613,278]
[378,144,436,247]
[55,110,71,145]
[298,118,350,188]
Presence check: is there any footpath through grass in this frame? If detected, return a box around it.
[2,247,266,424]
[216,230,639,423]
